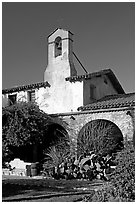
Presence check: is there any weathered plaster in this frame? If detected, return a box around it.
[42,28,84,114]
[83,75,118,105]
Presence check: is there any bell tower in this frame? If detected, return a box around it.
[44,28,77,84]
[39,28,83,114]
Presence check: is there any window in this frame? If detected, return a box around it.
[55,36,62,57]
[90,85,95,100]
[28,90,35,102]
[104,78,108,84]
[8,94,17,105]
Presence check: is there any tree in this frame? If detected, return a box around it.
[2,102,53,145]
[2,101,69,164]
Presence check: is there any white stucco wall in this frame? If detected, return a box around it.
[70,81,83,111]
[2,91,28,107]
[2,88,48,109]
[17,91,28,102]
[41,28,80,114]
[2,94,9,107]
[38,80,83,114]
[83,75,118,105]
[44,29,76,84]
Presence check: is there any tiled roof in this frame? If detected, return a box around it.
[66,69,125,94]
[78,93,135,111]
[2,81,50,94]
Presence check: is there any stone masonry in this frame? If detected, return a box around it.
[52,107,134,152]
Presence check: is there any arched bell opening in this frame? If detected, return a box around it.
[55,36,62,58]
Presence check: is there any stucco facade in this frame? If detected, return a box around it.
[83,75,118,105]
[2,82,50,108]
[2,90,28,107]
[42,28,83,113]
[41,28,123,114]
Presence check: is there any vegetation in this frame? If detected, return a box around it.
[41,136,70,175]
[83,141,135,202]
[2,102,69,165]
[110,141,135,201]
[3,102,135,202]
[77,119,123,157]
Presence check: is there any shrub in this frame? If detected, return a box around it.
[77,119,123,157]
[84,141,135,202]
[2,102,68,165]
[2,102,53,146]
[42,136,70,174]
[110,141,135,201]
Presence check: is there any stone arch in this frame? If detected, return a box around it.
[77,119,123,156]
[75,110,133,141]
[45,123,69,148]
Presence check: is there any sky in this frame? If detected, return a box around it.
[2,2,135,93]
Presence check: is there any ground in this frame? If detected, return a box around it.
[2,175,104,202]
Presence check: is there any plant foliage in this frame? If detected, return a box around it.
[77,119,123,156]
[2,102,54,146]
[84,141,135,202]
[2,102,69,164]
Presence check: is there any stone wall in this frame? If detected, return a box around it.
[53,107,134,153]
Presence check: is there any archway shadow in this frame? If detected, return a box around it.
[77,119,124,156]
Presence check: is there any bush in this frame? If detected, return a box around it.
[110,141,135,201]
[41,136,70,174]
[2,102,69,165]
[77,119,123,157]
[84,141,135,202]
[2,102,53,146]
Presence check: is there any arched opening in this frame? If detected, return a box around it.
[42,123,69,154]
[77,119,123,157]
[41,123,70,171]
[55,36,62,57]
